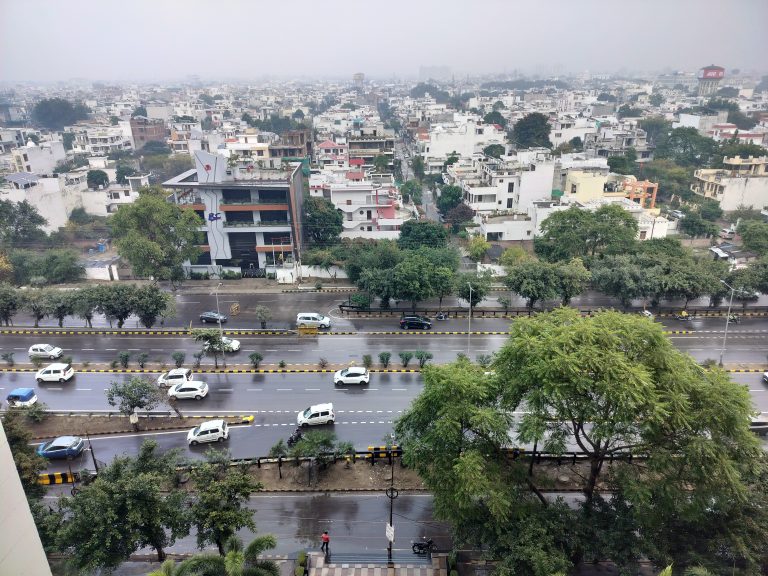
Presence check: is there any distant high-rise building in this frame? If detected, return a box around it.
[352,72,365,88]
[697,65,725,96]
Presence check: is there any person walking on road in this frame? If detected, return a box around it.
[320,531,330,554]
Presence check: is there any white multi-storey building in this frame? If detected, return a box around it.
[417,114,506,173]
[691,155,768,211]
[11,140,66,175]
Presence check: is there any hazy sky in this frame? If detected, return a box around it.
[2,0,767,82]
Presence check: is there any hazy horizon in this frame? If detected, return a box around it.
[2,0,767,83]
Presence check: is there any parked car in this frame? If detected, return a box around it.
[187,419,229,445]
[6,387,38,408]
[297,403,335,427]
[168,381,208,400]
[36,363,74,383]
[763,372,768,384]
[157,368,193,387]
[334,367,370,385]
[203,337,241,353]
[28,343,63,359]
[640,310,654,320]
[200,311,228,324]
[400,316,432,330]
[296,312,331,329]
[36,436,85,459]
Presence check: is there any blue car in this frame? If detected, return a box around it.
[36,436,86,459]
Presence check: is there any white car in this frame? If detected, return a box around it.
[296,312,331,329]
[763,372,768,384]
[187,419,229,445]
[36,363,74,383]
[168,381,208,400]
[203,337,241,353]
[28,344,63,359]
[297,403,335,427]
[334,367,370,385]
[157,368,193,387]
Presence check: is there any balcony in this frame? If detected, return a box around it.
[220,198,289,205]
[222,220,291,228]
[220,203,289,212]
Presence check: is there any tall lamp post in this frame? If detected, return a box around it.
[467,282,473,356]
[213,282,225,367]
[718,280,736,368]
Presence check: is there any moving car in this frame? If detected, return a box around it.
[763,372,768,384]
[28,343,63,359]
[334,367,370,385]
[168,381,208,400]
[297,403,335,427]
[37,436,85,459]
[6,387,38,408]
[399,315,432,330]
[157,368,193,387]
[203,336,241,353]
[296,312,331,329]
[187,419,229,445]
[36,363,74,383]
[200,311,228,324]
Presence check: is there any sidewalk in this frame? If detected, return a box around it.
[310,552,447,576]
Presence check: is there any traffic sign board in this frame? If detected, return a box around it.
[386,523,394,542]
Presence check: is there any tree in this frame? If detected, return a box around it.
[173,534,280,576]
[411,155,425,181]
[0,199,47,248]
[715,141,767,168]
[0,252,12,283]
[555,258,591,305]
[568,136,583,151]
[649,93,664,107]
[436,185,463,214]
[400,180,422,205]
[432,267,455,311]
[71,285,100,327]
[483,110,507,128]
[739,221,768,254]
[456,271,493,311]
[44,289,74,327]
[654,127,717,167]
[191,328,225,368]
[115,163,137,184]
[96,284,136,327]
[638,117,672,145]
[483,144,505,159]
[679,211,718,240]
[304,196,343,246]
[106,377,163,428]
[132,106,148,118]
[499,246,530,269]
[32,98,89,129]
[292,109,305,120]
[0,282,20,326]
[607,151,636,175]
[467,235,490,261]
[141,140,172,155]
[111,186,203,283]
[86,169,109,190]
[2,409,47,499]
[132,284,172,328]
[397,220,448,250]
[373,154,390,173]
[617,104,644,119]
[61,131,76,151]
[726,205,764,225]
[189,449,261,555]
[696,198,723,221]
[590,255,649,309]
[445,203,474,232]
[503,260,559,313]
[58,440,191,570]
[510,112,552,149]
[254,305,271,329]
[392,254,435,310]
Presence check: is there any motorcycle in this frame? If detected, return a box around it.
[435,312,448,321]
[287,427,303,447]
[674,313,692,321]
[412,537,436,555]
[728,314,740,324]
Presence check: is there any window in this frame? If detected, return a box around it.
[124,190,130,197]
[507,182,514,193]
[571,184,577,194]
[507,198,513,208]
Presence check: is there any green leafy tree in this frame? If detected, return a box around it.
[714,141,767,168]
[392,254,435,310]
[132,106,148,118]
[432,266,456,310]
[58,440,191,569]
[445,203,475,232]
[2,409,47,499]
[397,220,448,250]
[607,149,636,175]
[679,210,718,240]
[739,220,768,254]
[0,199,47,248]
[111,186,202,283]
[191,328,226,368]
[357,268,395,308]
[373,154,390,173]
[590,255,651,309]
[410,155,425,181]
[61,131,76,151]
[32,98,89,129]
[483,144,506,159]
[172,534,280,576]
[504,259,559,313]
[0,282,20,326]
[71,286,100,327]
[696,198,723,221]
[254,305,271,329]
[483,110,507,128]
[467,235,490,261]
[654,127,717,167]
[436,185,463,214]
[649,93,664,107]
[510,112,552,149]
[499,246,531,269]
[617,104,644,119]
[132,284,172,328]
[115,163,137,184]
[96,284,136,328]
[189,449,261,555]
[400,180,422,205]
[456,271,493,312]
[20,288,49,327]
[638,117,672,145]
[106,376,163,428]
[304,196,343,246]
[44,289,74,327]
[555,258,591,305]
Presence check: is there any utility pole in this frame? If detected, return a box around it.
[718,280,736,367]
[467,282,473,355]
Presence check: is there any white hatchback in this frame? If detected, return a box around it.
[168,381,208,400]
[157,368,193,387]
[28,344,63,359]
[187,419,229,445]
[334,367,370,385]
[296,312,331,329]
[297,403,335,427]
[36,363,74,383]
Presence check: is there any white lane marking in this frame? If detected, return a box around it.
[285,349,301,352]
[75,388,92,391]
[127,348,140,351]
[266,349,278,352]
[367,388,379,391]
[14,347,25,350]
[305,388,320,391]
[276,388,292,391]
[391,388,407,391]
[334,388,348,391]
[82,348,95,351]
[749,389,766,392]
[218,388,233,392]
[247,388,262,391]
[46,387,63,391]
[106,348,117,351]
[180,300,201,304]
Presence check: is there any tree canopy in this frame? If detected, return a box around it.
[32,98,89,129]
[436,185,463,214]
[397,220,448,250]
[304,196,343,246]
[0,199,47,248]
[86,169,109,190]
[510,112,552,149]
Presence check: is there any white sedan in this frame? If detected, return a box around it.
[168,381,208,400]
[334,367,370,385]
[203,337,241,353]
[28,344,63,359]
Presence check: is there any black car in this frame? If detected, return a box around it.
[400,316,432,330]
[200,311,228,324]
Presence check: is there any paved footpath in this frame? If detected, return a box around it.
[311,552,446,576]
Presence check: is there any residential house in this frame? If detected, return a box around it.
[691,155,768,211]
[11,141,66,175]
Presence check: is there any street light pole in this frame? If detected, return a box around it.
[718,280,736,368]
[214,282,225,367]
[467,282,473,356]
